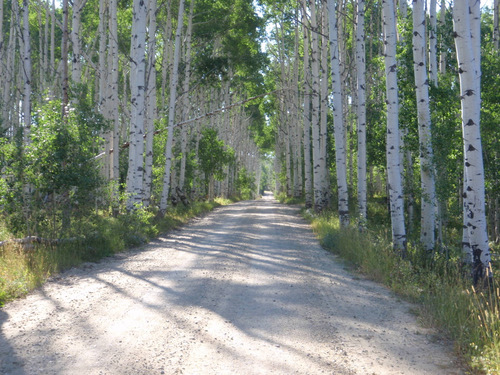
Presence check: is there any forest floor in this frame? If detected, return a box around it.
[0,193,465,374]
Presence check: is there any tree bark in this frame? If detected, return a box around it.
[126,0,148,210]
[355,0,367,228]
[413,0,437,253]
[453,0,493,283]
[328,0,349,226]
[382,0,407,254]
[159,0,185,213]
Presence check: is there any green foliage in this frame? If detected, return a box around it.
[198,127,235,192]
[0,96,107,237]
[235,167,256,200]
[0,198,228,306]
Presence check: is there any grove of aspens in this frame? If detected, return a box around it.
[0,0,499,372]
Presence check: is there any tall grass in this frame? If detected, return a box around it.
[305,209,500,374]
[0,199,226,306]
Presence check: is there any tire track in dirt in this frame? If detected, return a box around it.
[0,194,463,374]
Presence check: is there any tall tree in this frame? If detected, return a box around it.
[413,0,436,253]
[355,0,367,227]
[453,0,493,283]
[382,0,407,253]
[302,15,313,209]
[328,0,349,226]
[159,0,185,213]
[21,0,32,141]
[126,0,148,210]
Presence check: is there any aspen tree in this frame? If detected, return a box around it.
[109,0,120,187]
[50,0,55,83]
[21,0,32,140]
[453,0,493,283]
[179,0,195,192]
[320,2,329,207]
[143,0,158,207]
[126,0,147,210]
[382,0,407,253]
[309,0,324,211]
[98,0,109,177]
[293,22,303,198]
[429,0,438,85]
[439,0,447,74]
[61,0,69,116]
[159,0,185,213]
[355,0,367,227]
[328,0,349,226]
[494,0,499,51]
[71,0,85,84]
[3,12,16,131]
[302,16,313,209]
[413,0,436,252]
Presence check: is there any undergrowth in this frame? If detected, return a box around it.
[0,198,228,306]
[304,209,500,375]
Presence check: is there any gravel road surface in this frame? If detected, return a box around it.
[0,194,463,374]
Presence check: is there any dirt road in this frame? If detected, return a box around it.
[1,194,463,374]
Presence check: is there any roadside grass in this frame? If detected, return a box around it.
[275,192,305,205]
[304,209,500,374]
[0,198,228,306]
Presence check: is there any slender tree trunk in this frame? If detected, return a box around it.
[71,0,84,84]
[355,0,367,228]
[21,0,32,141]
[159,0,185,213]
[143,0,158,207]
[413,0,436,253]
[383,0,407,254]
[328,0,349,226]
[126,0,147,210]
[320,3,330,208]
[310,0,323,212]
[439,0,447,74]
[494,0,499,51]
[429,0,438,85]
[109,0,120,192]
[454,0,493,283]
[98,0,109,178]
[179,0,195,192]
[302,18,313,209]
[50,0,56,83]
[61,0,69,116]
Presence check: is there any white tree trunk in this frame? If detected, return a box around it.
[310,0,323,211]
[328,0,349,226]
[179,0,195,192]
[439,0,447,74]
[126,0,147,210]
[98,0,109,178]
[320,3,330,207]
[302,18,313,209]
[50,0,56,83]
[159,0,185,213]
[21,0,32,141]
[413,0,436,252]
[355,0,367,227]
[494,0,499,51]
[453,0,493,282]
[109,0,120,188]
[383,0,407,253]
[71,0,84,84]
[143,0,158,207]
[429,0,438,85]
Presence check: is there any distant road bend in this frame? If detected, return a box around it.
[0,193,463,374]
